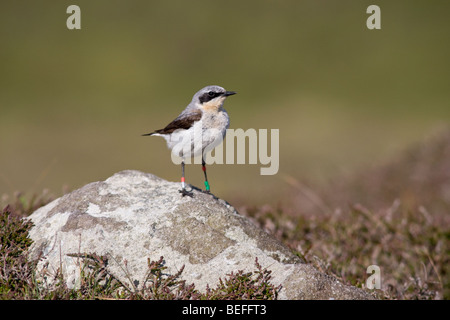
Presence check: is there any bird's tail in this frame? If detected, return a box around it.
[142,132,155,136]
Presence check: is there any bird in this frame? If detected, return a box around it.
[142,85,236,197]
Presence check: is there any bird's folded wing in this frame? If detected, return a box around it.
[154,110,202,135]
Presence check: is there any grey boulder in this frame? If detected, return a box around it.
[28,170,373,299]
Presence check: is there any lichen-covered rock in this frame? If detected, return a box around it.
[28,170,373,299]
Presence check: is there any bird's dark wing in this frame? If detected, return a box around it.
[142,110,202,136]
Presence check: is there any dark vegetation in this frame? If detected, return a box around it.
[243,129,450,299]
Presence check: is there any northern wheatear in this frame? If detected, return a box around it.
[143,85,236,197]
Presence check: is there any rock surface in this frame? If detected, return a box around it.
[28,170,373,299]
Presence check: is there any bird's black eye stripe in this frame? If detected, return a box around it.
[199,91,223,103]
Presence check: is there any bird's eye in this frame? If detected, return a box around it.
[208,91,215,97]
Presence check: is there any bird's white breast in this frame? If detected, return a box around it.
[164,109,229,158]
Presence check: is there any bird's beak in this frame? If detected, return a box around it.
[223,91,237,97]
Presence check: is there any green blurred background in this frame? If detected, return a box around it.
[1,0,449,206]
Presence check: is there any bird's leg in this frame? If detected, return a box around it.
[179,159,193,197]
[202,157,211,194]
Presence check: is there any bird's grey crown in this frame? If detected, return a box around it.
[194,85,226,97]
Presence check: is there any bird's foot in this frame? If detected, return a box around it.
[179,188,194,198]
[199,189,218,200]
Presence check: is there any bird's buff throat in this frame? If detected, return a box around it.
[201,96,226,112]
